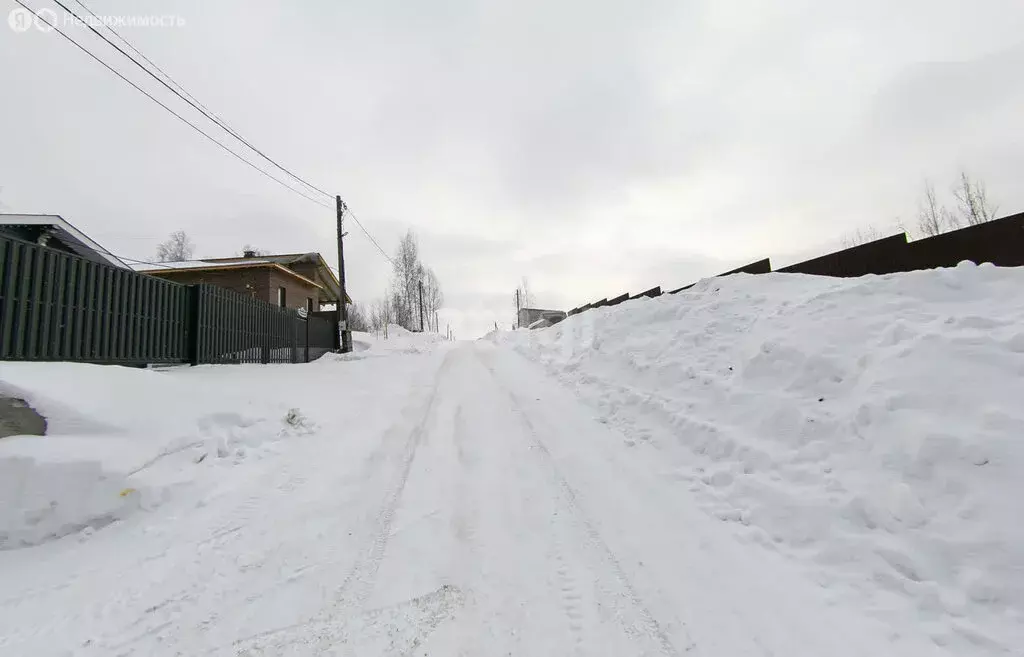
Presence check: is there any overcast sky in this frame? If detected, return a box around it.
[2,0,1023,337]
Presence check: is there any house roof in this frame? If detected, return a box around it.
[201,252,343,300]
[0,214,129,269]
[132,254,351,304]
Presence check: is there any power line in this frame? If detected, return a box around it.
[12,0,333,211]
[18,1,396,267]
[113,255,184,270]
[345,207,394,264]
[64,0,333,201]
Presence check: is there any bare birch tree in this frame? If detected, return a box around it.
[390,231,422,330]
[840,225,883,248]
[514,277,533,325]
[953,171,999,227]
[917,180,950,237]
[155,230,194,261]
[347,302,370,332]
[422,267,444,331]
[385,230,444,332]
[368,296,392,338]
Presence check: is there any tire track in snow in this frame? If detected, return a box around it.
[330,350,454,612]
[450,404,480,552]
[476,349,696,656]
[226,350,455,653]
[444,402,487,656]
[551,532,587,656]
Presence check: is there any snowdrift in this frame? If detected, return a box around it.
[501,262,1024,652]
[0,362,318,549]
[344,324,447,358]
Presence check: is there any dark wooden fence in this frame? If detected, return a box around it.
[190,284,336,365]
[567,211,1024,316]
[0,234,336,365]
[778,234,910,277]
[903,211,1024,271]
[1,235,190,363]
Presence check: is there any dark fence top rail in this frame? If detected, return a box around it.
[568,211,1023,315]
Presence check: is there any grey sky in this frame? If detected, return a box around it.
[2,0,1022,337]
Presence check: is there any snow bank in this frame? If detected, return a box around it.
[0,363,318,549]
[344,325,446,359]
[501,263,1024,653]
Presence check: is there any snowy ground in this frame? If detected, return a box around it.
[1,265,1022,656]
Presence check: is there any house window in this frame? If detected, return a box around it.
[306,297,314,313]
[277,287,286,307]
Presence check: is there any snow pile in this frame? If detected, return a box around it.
[344,324,447,358]
[0,362,321,549]
[502,263,1024,653]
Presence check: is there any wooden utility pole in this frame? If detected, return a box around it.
[515,288,521,328]
[336,196,352,353]
[418,280,425,332]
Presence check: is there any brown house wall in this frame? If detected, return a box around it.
[147,268,270,301]
[287,261,335,303]
[146,267,320,310]
[267,268,320,311]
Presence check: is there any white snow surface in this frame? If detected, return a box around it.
[497,262,1024,654]
[346,325,444,356]
[0,263,1021,656]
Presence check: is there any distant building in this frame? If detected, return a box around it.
[0,214,129,268]
[518,307,566,329]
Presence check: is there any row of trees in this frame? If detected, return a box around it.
[842,171,1001,247]
[355,230,444,337]
[154,231,271,262]
[917,172,999,237]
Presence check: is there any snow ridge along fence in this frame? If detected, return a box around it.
[0,234,335,365]
[569,210,1024,314]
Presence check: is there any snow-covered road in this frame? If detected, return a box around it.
[2,340,947,656]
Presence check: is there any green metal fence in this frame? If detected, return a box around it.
[0,234,336,365]
[0,235,190,364]
[191,284,327,365]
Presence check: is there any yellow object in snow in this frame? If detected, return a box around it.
[119,488,137,497]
